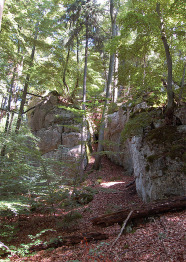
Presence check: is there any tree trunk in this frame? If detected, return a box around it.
[71,36,80,101]
[0,0,5,31]
[63,46,70,94]
[1,67,16,156]
[156,3,174,112]
[15,23,38,133]
[113,52,119,102]
[92,196,186,228]
[29,232,108,252]
[94,0,118,170]
[79,7,89,176]
[179,63,185,102]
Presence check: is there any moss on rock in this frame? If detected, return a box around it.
[121,111,155,142]
[146,125,185,161]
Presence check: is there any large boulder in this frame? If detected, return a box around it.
[104,104,186,202]
[27,93,90,167]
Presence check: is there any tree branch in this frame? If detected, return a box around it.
[26,92,44,98]
[111,210,133,248]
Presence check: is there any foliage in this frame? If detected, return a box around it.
[121,110,155,141]
[107,102,119,114]
[146,125,186,161]
[0,0,185,259]
[118,0,185,106]
[58,211,82,230]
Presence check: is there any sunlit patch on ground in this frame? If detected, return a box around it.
[100,181,125,188]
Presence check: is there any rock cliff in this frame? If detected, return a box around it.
[27,93,90,168]
[104,104,186,202]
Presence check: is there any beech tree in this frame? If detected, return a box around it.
[0,0,4,31]
[156,2,174,117]
[118,0,185,110]
[94,0,119,170]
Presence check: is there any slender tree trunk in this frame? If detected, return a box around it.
[94,0,118,170]
[63,46,70,94]
[5,68,16,133]
[75,36,80,90]
[156,3,174,111]
[113,52,119,102]
[15,24,38,133]
[143,55,146,87]
[7,112,14,133]
[79,9,89,177]
[1,96,7,110]
[1,67,16,156]
[0,0,5,31]
[71,36,80,100]
[179,63,185,102]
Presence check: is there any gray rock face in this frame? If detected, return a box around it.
[28,94,89,166]
[104,105,186,202]
[104,108,133,175]
[129,134,185,202]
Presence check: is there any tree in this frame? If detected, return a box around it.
[15,23,39,133]
[156,2,174,114]
[0,0,4,31]
[118,0,185,110]
[94,0,119,170]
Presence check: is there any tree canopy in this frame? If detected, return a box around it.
[0,0,185,192]
[0,0,185,258]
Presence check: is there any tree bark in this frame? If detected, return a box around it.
[29,232,108,252]
[0,0,5,31]
[156,3,174,111]
[1,67,16,156]
[179,63,185,102]
[79,4,89,176]
[63,46,70,94]
[92,196,186,227]
[94,0,118,170]
[15,23,38,133]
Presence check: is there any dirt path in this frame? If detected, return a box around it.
[7,155,186,262]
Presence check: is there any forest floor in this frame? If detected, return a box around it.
[4,153,186,262]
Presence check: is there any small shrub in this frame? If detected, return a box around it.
[107,102,119,114]
[121,111,155,142]
[147,154,159,163]
[60,211,82,229]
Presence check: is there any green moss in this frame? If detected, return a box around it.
[121,111,155,142]
[147,154,159,163]
[168,144,185,160]
[146,126,177,145]
[145,165,150,171]
[147,126,185,161]
[63,211,82,224]
[162,166,168,172]
[107,102,119,114]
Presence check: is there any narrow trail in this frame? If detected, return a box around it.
[8,155,186,262]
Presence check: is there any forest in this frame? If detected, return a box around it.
[0,0,185,261]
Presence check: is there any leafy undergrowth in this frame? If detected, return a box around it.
[1,154,185,262]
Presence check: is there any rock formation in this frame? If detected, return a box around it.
[104,103,186,202]
[27,93,90,168]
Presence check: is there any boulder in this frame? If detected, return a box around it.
[27,94,90,167]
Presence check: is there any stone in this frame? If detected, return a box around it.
[104,105,186,202]
[27,93,90,168]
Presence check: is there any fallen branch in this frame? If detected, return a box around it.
[92,196,186,228]
[111,210,133,248]
[0,241,19,258]
[126,180,135,188]
[29,232,108,253]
